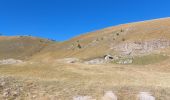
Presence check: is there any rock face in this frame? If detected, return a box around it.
[112,39,170,56]
[0,59,23,65]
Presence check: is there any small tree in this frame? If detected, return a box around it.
[120,29,124,32]
[122,38,125,41]
[77,44,82,49]
[116,33,119,36]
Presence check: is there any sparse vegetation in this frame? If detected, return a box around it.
[77,44,82,49]
[77,40,80,42]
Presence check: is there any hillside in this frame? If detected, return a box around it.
[0,36,53,60]
[0,18,170,100]
[32,18,170,63]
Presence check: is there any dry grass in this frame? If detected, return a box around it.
[0,36,53,60]
[31,18,170,60]
[0,60,170,99]
[129,54,169,65]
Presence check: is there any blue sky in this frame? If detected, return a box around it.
[0,0,170,41]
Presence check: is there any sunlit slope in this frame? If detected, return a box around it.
[32,18,170,61]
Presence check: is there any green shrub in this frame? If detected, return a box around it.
[77,44,82,49]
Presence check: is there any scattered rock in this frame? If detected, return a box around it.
[0,59,23,65]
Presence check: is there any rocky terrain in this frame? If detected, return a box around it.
[112,38,170,56]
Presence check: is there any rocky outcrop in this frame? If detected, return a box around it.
[112,39,170,56]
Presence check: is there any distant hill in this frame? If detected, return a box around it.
[0,36,53,60]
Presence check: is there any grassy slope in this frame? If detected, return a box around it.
[0,36,53,60]
[32,17,170,61]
